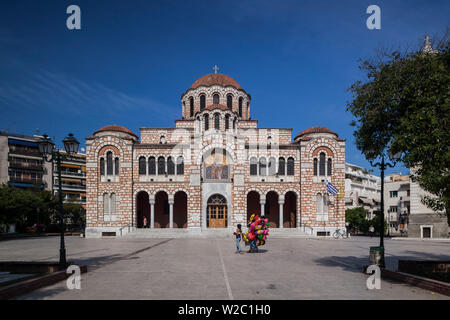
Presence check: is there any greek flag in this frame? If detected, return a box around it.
[326,180,338,195]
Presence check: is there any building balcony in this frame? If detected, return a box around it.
[8,148,42,157]
[60,171,86,178]
[9,177,43,185]
[9,162,44,171]
[59,184,86,190]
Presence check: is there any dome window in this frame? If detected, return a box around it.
[238,97,243,117]
[227,94,233,109]
[189,97,194,117]
[200,95,206,110]
[213,93,220,105]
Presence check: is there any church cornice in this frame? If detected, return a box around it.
[180,85,251,100]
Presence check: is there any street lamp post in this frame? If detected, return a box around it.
[368,150,401,266]
[38,133,80,270]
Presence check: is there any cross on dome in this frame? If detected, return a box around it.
[213,65,219,74]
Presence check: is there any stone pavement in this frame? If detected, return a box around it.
[0,236,449,300]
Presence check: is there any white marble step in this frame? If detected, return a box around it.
[122,228,312,238]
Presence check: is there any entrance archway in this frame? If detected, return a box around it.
[265,191,279,228]
[155,191,169,228]
[207,194,227,228]
[283,191,297,228]
[174,191,188,228]
[136,191,150,228]
[247,191,260,222]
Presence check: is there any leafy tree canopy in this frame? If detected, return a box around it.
[347,34,450,217]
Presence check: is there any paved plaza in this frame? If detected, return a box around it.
[0,235,449,300]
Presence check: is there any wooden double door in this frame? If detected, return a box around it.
[207,194,227,228]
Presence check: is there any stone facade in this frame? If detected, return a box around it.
[85,73,346,237]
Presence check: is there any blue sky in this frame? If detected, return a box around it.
[0,0,448,176]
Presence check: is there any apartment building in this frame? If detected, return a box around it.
[0,132,52,190]
[384,173,410,235]
[345,163,381,219]
[52,150,86,208]
[408,168,448,238]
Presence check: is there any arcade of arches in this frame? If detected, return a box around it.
[136,191,188,228]
[247,191,297,228]
[136,190,296,229]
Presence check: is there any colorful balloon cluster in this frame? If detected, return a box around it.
[242,214,270,252]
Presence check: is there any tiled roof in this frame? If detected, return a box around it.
[295,126,338,140]
[191,73,242,90]
[94,125,138,138]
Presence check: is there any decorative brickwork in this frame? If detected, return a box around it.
[85,73,346,237]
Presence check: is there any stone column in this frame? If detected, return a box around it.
[168,196,174,229]
[149,196,155,229]
[260,196,266,217]
[279,199,284,229]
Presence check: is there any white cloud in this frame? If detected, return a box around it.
[0,69,177,119]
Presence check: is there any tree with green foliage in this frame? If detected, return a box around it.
[347,34,450,222]
[63,200,86,229]
[0,185,55,231]
[345,207,366,233]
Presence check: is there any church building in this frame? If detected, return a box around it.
[85,71,346,237]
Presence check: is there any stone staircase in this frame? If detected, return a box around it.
[121,227,312,239]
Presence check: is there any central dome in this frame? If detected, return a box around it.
[190,73,242,90]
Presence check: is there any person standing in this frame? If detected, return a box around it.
[143,216,148,228]
[369,225,375,238]
[234,224,243,253]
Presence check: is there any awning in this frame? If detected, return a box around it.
[8,138,37,147]
[61,164,82,169]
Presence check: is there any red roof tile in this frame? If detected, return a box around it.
[294,126,338,140]
[94,125,138,138]
[191,73,242,90]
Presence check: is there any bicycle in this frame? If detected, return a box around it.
[333,228,349,239]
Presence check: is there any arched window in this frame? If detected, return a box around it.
[204,114,209,130]
[233,118,236,129]
[225,114,230,130]
[167,156,175,175]
[148,156,156,175]
[176,156,184,175]
[259,157,267,176]
[278,157,285,175]
[103,193,109,216]
[106,151,113,175]
[238,97,243,117]
[114,157,119,176]
[287,157,294,175]
[158,156,166,175]
[214,113,220,130]
[139,156,146,175]
[313,158,318,176]
[227,94,232,109]
[323,194,328,217]
[327,158,332,176]
[319,153,326,176]
[316,193,322,217]
[189,97,194,117]
[100,158,105,176]
[268,157,276,175]
[200,95,206,110]
[316,193,329,221]
[110,193,116,214]
[213,93,220,105]
[250,157,258,175]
